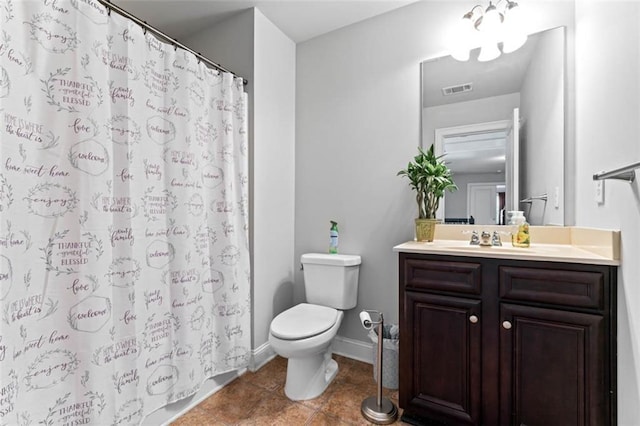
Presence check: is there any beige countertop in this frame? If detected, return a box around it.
[393,225,621,266]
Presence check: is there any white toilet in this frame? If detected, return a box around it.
[269,253,361,401]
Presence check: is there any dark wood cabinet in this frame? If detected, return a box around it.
[403,291,482,425]
[499,303,607,426]
[399,252,617,426]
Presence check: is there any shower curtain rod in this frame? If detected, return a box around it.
[96,0,248,85]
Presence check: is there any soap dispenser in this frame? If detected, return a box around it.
[509,211,530,248]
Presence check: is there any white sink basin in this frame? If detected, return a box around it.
[431,243,565,256]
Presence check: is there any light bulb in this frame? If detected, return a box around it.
[478,2,502,39]
[450,12,474,61]
[502,1,527,53]
[504,1,524,26]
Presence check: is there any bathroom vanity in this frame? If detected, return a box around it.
[395,227,620,426]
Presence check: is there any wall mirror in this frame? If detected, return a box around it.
[421,26,565,226]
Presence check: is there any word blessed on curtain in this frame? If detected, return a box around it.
[0,0,250,425]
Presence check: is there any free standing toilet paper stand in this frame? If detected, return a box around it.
[359,310,398,424]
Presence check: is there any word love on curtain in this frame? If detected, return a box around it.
[0,1,250,424]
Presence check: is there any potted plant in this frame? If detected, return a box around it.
[397,144,457,242]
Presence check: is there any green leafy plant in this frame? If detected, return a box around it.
[397,144,458,219]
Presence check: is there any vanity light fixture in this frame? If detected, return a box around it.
[450,0,527,62]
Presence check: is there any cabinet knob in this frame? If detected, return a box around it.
[469,315,479,324]
[502,320,512,330]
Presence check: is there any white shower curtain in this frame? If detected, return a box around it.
[0,1,250,424]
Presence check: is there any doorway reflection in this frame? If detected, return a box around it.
[441,128,508,225]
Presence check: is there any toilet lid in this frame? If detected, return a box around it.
[270,303,338,340]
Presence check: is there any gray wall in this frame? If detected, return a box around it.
[253,10,296,349]
[575,2,640,422]
[296,2,428,341]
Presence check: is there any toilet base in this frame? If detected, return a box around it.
[284,348,338,401]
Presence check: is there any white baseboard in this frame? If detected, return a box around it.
[250,341,277,371]
[332,335,374,364]
[250,336,374,368]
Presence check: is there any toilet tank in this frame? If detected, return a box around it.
[301,253,361,309]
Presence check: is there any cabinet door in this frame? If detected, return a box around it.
[401,291,482,425]
[500,303,607,426]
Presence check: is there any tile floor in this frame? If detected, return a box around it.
[171,355,408,425]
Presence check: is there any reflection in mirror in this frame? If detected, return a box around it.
[438,123,510,225]
[421,26,565,226]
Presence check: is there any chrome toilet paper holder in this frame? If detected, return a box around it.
[359,310,398,424]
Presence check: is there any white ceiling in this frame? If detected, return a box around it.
[113,0,418,44]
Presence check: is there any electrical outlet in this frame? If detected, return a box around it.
[554,186,560,209]
[595,179,605,204]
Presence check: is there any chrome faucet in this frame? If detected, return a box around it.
[469,231,480,245]
[468,230,503,246]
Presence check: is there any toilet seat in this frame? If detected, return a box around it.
[270,303,338,340]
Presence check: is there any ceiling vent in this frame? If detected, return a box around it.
[442,83,473,96]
